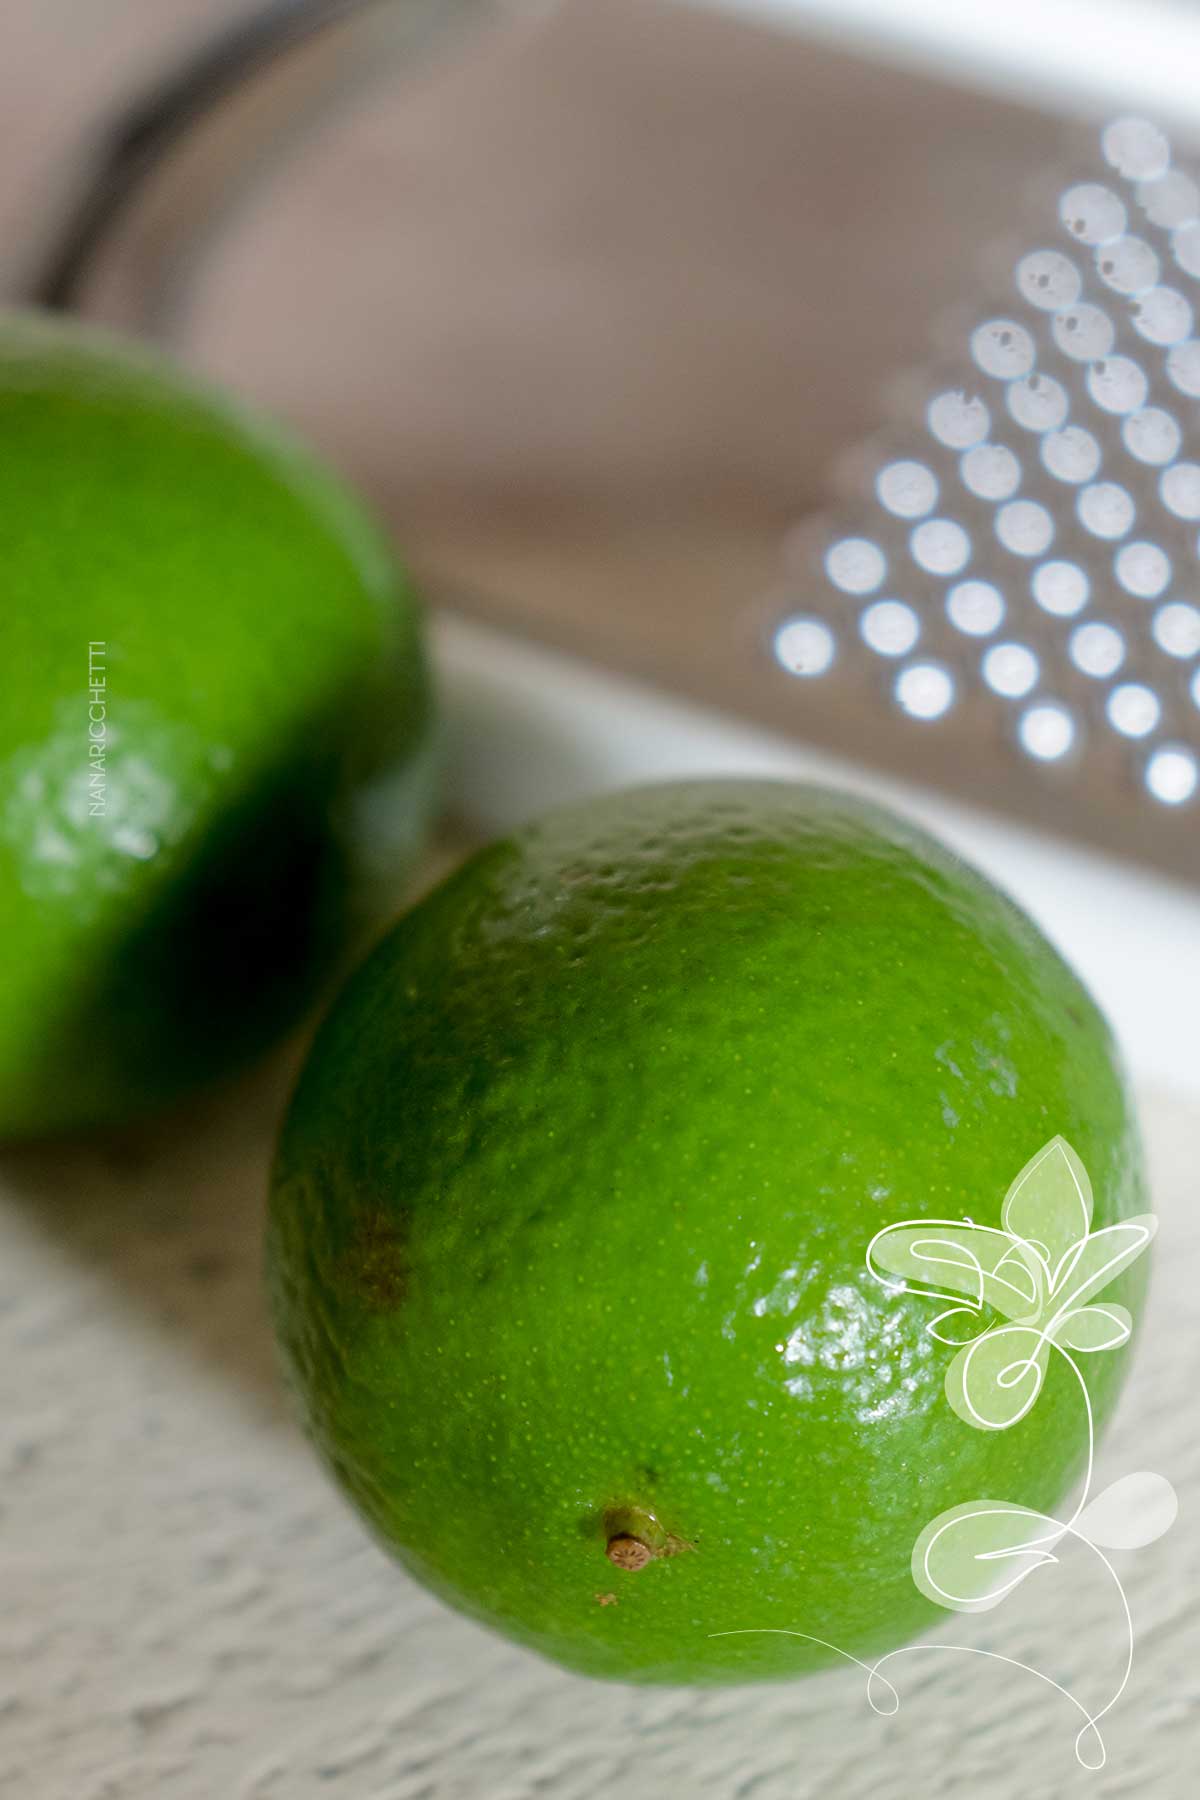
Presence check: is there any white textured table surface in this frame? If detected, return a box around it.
[2,864,1196,1800]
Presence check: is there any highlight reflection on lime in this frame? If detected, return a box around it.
[268,779,1148,1683]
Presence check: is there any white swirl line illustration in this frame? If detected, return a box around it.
[712,1136,1176,1771]
[708,1629,1110,1768]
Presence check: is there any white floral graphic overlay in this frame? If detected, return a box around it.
[712,1136,1176,1771]
[867,1136,1152,1435]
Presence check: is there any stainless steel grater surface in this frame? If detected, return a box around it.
[20,1,1200,885]
[766,111,1200,884]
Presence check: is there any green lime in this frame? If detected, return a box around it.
[0,310,436,1137]
[267,779,1148,1683]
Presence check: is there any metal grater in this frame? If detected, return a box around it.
[767,113,1200,883]
[19,6,1200,885]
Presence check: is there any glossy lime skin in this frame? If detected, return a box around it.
[0,310,436,1136]
[268,780,1148,1684]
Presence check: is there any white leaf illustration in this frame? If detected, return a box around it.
[1048,1215,1157,1312]
[1052,1303,1132,1353]
[1074,1472,1179,1550]
[912,1499,1065,1613]
[1001,1136,1093,1272]
[944,1322,1049,1431]
[927,1305,991,1347]
[867,1220,1041,1320]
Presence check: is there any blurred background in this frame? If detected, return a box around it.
[2,4,1199,1794]
[8,0,1198,1080]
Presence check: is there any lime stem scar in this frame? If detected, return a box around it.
[606,1533,653,1571]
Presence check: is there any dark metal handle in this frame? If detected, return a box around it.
[30,0,381,311]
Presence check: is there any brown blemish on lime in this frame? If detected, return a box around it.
[344,1210,411,1310]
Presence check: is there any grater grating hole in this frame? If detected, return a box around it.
[1152,601,1200,658]
[1078,481,1135,538]
[861,599,921,657]
[1172,223,1200,281]
[1145,745,1198,804]
[1132,287,1193,345]
[1103,117,1171,182]
[1019,702,1076,760]
[895,662,955,720]
[947,579,1005,636]
[1086,355,1150,415]
[1007,372,1069,432]
[1042,425,1103,483]
[774,616,836,677]
[1017,249,1081,311]
[1160,462,1200,519]
[1108,682,1161,738]
[971,319,1036,379]
[997,498,1054,556]
[1122,406,1180,464]
[825,537,886,594]
[983,642,1040,698]
[1032,559,1090,616]
[1060,183,1127,245]
[927,389,990,448]
[876,460,938,518]
[1165,339,1200,396]
[1070,620,1125,677]
[1137,169,1199,229]
[1115,540,1172,598]
[1052,302,1116,361]
[961,442,1022,500]
[1096,235,1159,297]
[910,518,970,575]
